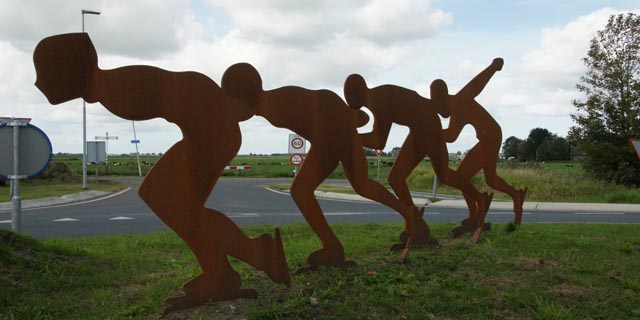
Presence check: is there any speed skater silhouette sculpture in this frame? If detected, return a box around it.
[33,32,525,313]
[33,33,290,314]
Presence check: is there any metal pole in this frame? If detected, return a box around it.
[132,121,142,176]
[432,174,438,199]
[105,132,109,175]
[83,100,87,189]
[82,12,87,189]
[11,122,21,233]
[376,157,381,182]
[81,9,100,189]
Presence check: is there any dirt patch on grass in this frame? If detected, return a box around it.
[161,300,247,320]
[548,283,586,297]
[514,258,559,271]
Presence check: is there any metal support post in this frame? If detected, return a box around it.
[9,120,27,233]
[432,174,438,199]
[132,121,142,176]
[376,157,381,182]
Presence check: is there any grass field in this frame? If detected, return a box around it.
[2,223,639,319]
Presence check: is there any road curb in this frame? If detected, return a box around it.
[0,190,113,212]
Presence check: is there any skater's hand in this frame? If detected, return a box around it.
[492,58,504,71]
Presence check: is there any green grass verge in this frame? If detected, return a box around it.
[0,180,124,203]
[2,223,639,319]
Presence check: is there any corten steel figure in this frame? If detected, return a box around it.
[434,58,527,238]
[33,33,290,313]
[344,74,493,244]
[221,63,423,266]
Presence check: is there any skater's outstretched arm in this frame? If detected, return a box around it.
[457,58,503,98]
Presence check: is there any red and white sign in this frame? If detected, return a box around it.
[288,134,306,154]
[631,139,640,160]
[375,149,383,157]
[290,153,304,166]
[224,166,252,170]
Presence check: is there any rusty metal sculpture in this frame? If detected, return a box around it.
[344,72,493,244]
[221,63,425,265]
[33,33,290,313]
[437,58,527,240]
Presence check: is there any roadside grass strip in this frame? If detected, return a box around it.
[1,223,639,319]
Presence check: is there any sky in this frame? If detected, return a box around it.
[1,0,639,155]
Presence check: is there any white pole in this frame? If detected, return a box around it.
[11,121,21,233]
[132,121,142,176]
[81,9,100,189]
[432,174,438,199]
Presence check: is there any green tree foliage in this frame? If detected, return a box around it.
[508,128,571,162]
[570,13,640,186]
[526,128,552,154]
[537,136,571,161]
[517,141,533,161]
[502,136,522,158]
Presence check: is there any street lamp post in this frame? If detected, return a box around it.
[81,9,100,189]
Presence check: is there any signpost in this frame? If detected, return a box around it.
[95,132,118,174]
[288,134,306,176]
[87,141,106,184]
[131,121,142,176]
[0,120,52,232]
[375,149,383,182]
[290,154,304,166]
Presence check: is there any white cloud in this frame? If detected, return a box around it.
[2,1,639,156]
[207,0,452,46]
[521,7,629,89]
[0,0,189,58]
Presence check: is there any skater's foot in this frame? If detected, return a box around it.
[164,272,257,314]
[306,246,357,268]
[513,188,528,225]
[255,228,291,286]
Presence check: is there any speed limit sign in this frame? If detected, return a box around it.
[290,153,304,166]
[288,134,306,154]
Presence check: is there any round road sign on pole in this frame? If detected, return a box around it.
[288,134,306,154]
[291,137,304,150]
[290,153,304,166]
[0,122,52,179]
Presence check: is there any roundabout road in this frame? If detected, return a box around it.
[1,177,639,238]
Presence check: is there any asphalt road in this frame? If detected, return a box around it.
[1,177,639,238]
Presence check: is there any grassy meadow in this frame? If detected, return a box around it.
[2,223,639,319]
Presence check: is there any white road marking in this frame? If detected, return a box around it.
[53,218,79,222]
[488,212,531,215]
[324,212,394,216]
[109,216,135,220]
[0,220,11,224]
[574,212,624,215]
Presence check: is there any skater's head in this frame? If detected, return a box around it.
[222,63,263,108]
[430,79,450,118]
[344,74,370,109]
[34,33,98,105]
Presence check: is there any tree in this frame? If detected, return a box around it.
[517,141,533,161]
[526,128,553,157]
[537,136,571,161]
[570,13,640,186]
[502,136,522,159]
